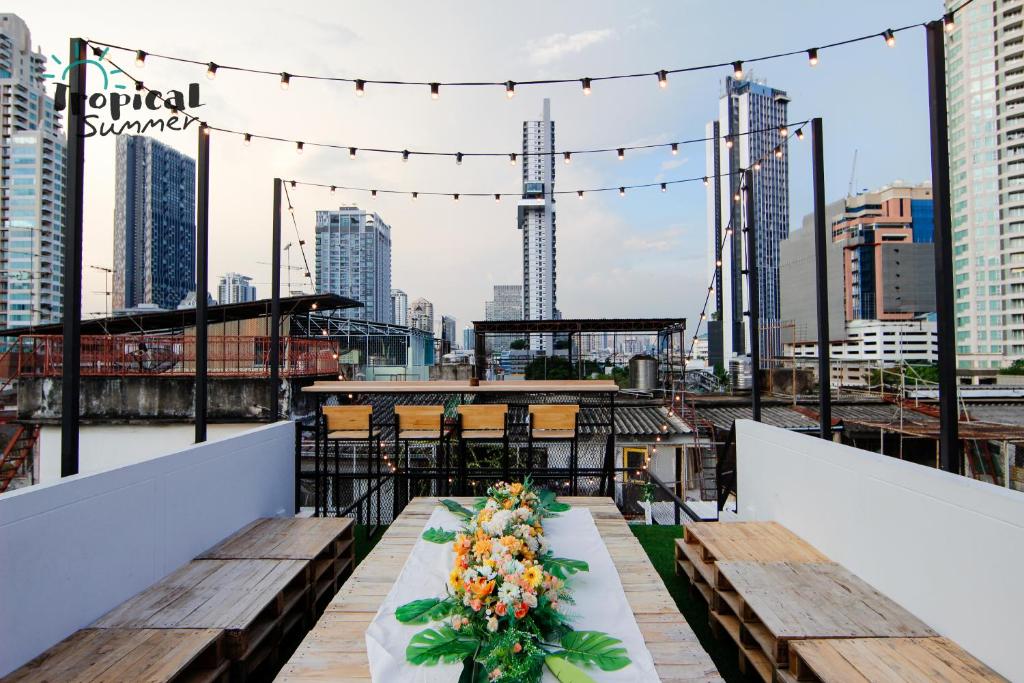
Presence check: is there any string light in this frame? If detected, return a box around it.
[296,141,304,154]
[455,152,463,165]
[349,147,357,159]
[371,189,377,198]
[753,160,761,171]
[702,176,709,186]
[135,80,144,91]
[795,128,805,141]
[671,143,678,155]
[779,125,789,138]
[243,133,251,146]
[355,79,365,96]
[577,190,584,199]
[660,182,667,192]
[581,77,592,95]
[617,148,625,160]
[774,146,783,158]
[657,69,668,89]
[412,191,418,200]
[505,80,515,98]
[619,187,625,197]
[134,50,146,67]
[494,193,501,202]
[206,62,217,80]
[943,12,955,32]
[509,153,517,165]
[564,151,572,164]
[725,136,734,149]
[732,61,744,79]
[402,149,410,162]
[808,48,819,66]
[453,193,460,202]
[330,185,336,193]
[883,29,896,47]
[430,82,440,99]
[280,72,290,90]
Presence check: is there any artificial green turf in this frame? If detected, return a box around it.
[630,524,747,682]
[354,524,387,567]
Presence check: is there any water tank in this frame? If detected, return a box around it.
[729,357,753,391]
[629,354,659,391]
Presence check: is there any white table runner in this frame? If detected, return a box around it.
[365,505,659,682]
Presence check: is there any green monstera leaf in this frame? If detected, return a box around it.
[421,527,457,544]
[541,555,590,580]
[552,631,631,672]
[439,499,473,520]
[395,597,456,625]
[406,626,479,665]
[544,655,597,683]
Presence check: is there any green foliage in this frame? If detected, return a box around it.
[550,631,631,672]
[406,626,479,665]
[440,499,474,519]
[1000,359,1024,375]
[509,339,528,350]
[421,527,457,544]
[544,656,597,683]
[395,597,457,624]
[541,555,590,580]
[554,339,571,350]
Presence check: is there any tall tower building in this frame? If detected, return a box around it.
[315,205,392,323]
[391,288,408,326]
[705,77,790,365]
[113,135,196,312]
[518,99,557,352]
[485,284,523,352]
[217,272,257,304]
[0,14,66,328]
[945,0,1023,369]
[409,297,434,334]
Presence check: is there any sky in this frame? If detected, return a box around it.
[10,0,944,334]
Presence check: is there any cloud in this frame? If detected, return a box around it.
[660,157,689,171]
[526,29,615,66]
[622,227,685,253]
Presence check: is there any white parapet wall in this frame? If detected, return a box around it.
[0,420,296,677]
[735,419,1023,681]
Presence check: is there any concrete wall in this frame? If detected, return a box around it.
[0,421,295,676]
[734,420,1023,680]
[779,226,846,343]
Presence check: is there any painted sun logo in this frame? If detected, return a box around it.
[43,41,127,91]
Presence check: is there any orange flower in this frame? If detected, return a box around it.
[473,538,492,557]
[470,578,496,599]
[514,602,529,619]
[494,601,508,616]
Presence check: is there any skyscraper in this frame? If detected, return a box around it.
[217,272,257,304]
[945,0,1023,369]
[440,315,456,353]
[409,297,434,334]
[485,284,523,352]
[391,289,408,326]
[518,99,557,352]
[705,77,790,366]
[113,135,196,312]
[0,14,66,328]
[315,206,392,323]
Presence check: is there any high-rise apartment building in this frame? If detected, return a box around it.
[315,206,392,323]
[409,297,434,334]
[0,14,66,328]
[391,288,408,326]
[518,99,557,352]
[485,284,523,352]
[217,272,257,304]
[463,328,475,350]
[945,0,1024,368]
[113,135,196,312]
[440,315,456,352]
[705,77,790,366]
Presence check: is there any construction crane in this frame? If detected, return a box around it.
[848,149,858,197]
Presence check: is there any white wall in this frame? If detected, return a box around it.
[0,421,295,676]
[735,419,1023,681]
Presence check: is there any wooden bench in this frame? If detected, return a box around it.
[91,559,309,680]
[779,637,1006,682]
[4,628,229,683]
[197,517,355,618]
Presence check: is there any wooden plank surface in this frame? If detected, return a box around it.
[785,637,1006,682]
[683,521,829,564]
[301,379,618,394]
[197,518,353,561]
[714,562,935,642]
[277,496,723,682]
[4,628,228,683]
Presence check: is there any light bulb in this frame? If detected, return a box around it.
[564,151,571,164]
[505,80,515,98]
[774,146,783,159]
[509,153,517,165]
[733,61,743,79]
[330,185,336,193]
[349,147,357,160]
[430,82,440,100]
[135,50,146,67]
[795,128,805,141]
[808,48,819,66]
[577,190,584,199]
[619,187,625,197]
[135,80,145,92]
[455,152,463,165]
[661,183,667,192]
[671,143,678,155]
[355,79,365,97]
[617,148,625,160]
[402,150,410,162]
[944,13,955,32]
[206,62,217,80]
[657,69,668,89]
[726,136,734,149]
[371,190,377,198]
[280,72,290,90]
[779,125,789,138]
[753,160,761,171]
[884,29,895,47]
[296,141,303,155]
[494,193,501,202]
[581,77,592,95]
[453,193,460,202]
[412,192,418,201]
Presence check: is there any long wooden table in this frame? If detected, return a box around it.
[300,379,620,394]
[277,497,723,682]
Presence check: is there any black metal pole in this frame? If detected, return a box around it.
[195,124,210,443]
[474,329,486,380]
[270,178,282,421]
[743,169,762,422]
[811,118,832,439]
[926,21,960,474]
[60,38,87,477]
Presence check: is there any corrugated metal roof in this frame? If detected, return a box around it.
[583,406,688,437]
[696,405,826,433]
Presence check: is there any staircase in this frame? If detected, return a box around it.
[678,394,719,501]
[0,422,38,494]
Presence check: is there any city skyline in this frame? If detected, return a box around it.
[2,1,940,333]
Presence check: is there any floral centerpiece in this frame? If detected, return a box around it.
[395,479,631,682]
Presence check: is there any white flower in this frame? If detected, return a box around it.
[514,506,531,521]
[482,509,514,536]
[487,616,499,632]
[522,592,538,608]
[498,582,521,605]
[461,568,479,584]
[485,499,499,511]
[477,565,496,580]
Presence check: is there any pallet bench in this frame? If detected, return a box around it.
[779,637,1006,682]
[91,559,310,681]
[197,517,355,619]
[4,628,229,683]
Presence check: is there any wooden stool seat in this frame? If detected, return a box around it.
[327,429,380,440]
[397,428,452,440]
[461,429,506,440]
[531,429,576,439]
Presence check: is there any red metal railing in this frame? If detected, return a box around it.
[14,335,339,378]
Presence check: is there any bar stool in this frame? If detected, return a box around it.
[527,404,581,494]
[457,404,510,489]
[394,406,451,501]
[321,406,381,517]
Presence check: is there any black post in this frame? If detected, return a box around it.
[743,169,762,422]
[474,329,486,380]
[811,118,832,439]
[195,124,210,443]
[270,179,282,421]
[926,21,960,474]
[61,38,87,477]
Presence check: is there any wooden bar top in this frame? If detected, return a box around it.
[301,379,619,394]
